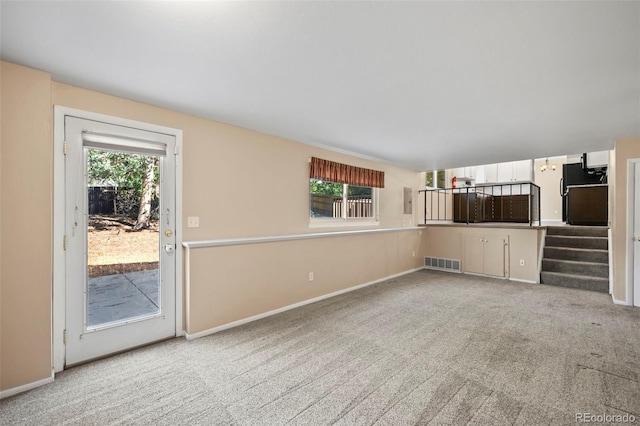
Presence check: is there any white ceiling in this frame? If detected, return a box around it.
[1,1,638,171]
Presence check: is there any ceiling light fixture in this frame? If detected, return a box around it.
[540,158,556,172]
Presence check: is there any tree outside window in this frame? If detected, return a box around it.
[426,170,445,189]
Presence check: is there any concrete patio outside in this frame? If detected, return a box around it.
[87,269,160,327]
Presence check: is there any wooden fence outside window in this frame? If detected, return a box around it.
[310,194,373,218]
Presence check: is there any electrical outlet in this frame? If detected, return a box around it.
[187,216,199,228]
[519,259,525,266]
[412,251,415,257]
[308,272,314,282]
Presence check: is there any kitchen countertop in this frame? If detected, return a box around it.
[419,222,544,230]
[566,183,608,188]
[476,180,535,187]
[422,181,537,191]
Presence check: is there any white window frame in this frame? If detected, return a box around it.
[309,182,380,228]
[426,170,446,189]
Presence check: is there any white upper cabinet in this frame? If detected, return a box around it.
[487,160,532,183]
[449,166,475,185]
[586,151,609,168]
[447,167,463,185]
[513,160,533,181]
[474,165,486,184]
[484,163,498,183]
[451,167,464,178]
[445,160,533,186]
[450,167,473,178]
[464,166,475,179]
[497,162,513,182]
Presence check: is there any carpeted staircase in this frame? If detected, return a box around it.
[540,226,609,293]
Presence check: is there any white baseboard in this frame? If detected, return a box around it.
[540,219,563,226]
[612,295,631,306]
[509,277,538,284]
[185,267,425,340]
[423,268,534,284]
[463,271,509,281]
[0,370,54,399]
[423,266,462,274]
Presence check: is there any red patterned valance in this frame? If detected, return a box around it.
[309,157,385,188]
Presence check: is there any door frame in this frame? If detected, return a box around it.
[53,106,184,372]
[626,158,640,307]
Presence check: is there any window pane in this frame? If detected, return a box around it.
[427,170,445,188]
[346,185,373,218]
[310,179,343,218]
[426,171,434,187]
[436,170,445,188]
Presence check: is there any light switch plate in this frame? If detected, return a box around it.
[187,216,199,228]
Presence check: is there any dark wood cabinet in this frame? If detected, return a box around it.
[566,185,608,226]
[453,193,484,223]
[421,182,540,225]
[458,193,531,223]
[501,195,530,223]
[483,195,500,221]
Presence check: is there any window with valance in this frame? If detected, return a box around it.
[309,157,383,221]
[309,157,385,188]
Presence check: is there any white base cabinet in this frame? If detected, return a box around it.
[463,235,507,278]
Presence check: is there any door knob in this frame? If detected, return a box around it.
[164,244,175,255]
[637,236,640,242]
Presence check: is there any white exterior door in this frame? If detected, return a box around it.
[64,115,177,366]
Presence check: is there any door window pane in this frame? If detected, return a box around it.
[86,149,161,328]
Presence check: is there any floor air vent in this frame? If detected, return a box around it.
[424,257,461,272]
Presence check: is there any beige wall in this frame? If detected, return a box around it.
[186,230,426,333]
[610,138,640,302]
[52,81,423,337]
[1,62,54,390]
[534,156,567,222]
[421,225,543,282]
[52,83,421,239]
[4,57,633,394]
[423,191,452,222]
[0,60,423,392]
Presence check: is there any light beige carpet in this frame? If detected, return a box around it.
[2,270,639,425]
